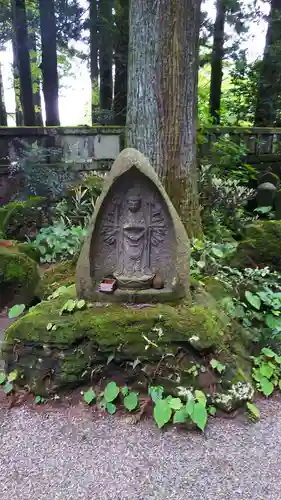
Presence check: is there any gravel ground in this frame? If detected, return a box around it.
[0,397,281,500]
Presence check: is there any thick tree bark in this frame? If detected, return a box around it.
[209,0,226,125]
[28,30,43,126]
[127,0,202,237]
[39,0,60,125]
[255,0,281,126]
[0,63,8,126]
[99,0,113,110]
[113,0,129,125]
[12,0,36,125]
[90,0,99,123]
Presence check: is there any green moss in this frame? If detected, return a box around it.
[36,260,76,299]
[0,247,40,307]
[2,197,48,241]
[16,243,41,263]
[2,286,252,396]
[232,221,281,270]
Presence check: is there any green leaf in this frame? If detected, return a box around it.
[279,380,281,390]
[149,385,164,403]
[3,382,13,394]
[173,408,186,424]
[211,247,224,258]
[106,402,117,414]
[208,406,217,416]
[104,381,119,403]
[195,390,207,406]
[66,299,77,312]
[185,395,195,416]
[153,399,172,428]
[35,395,42,404]
[8,303,25,319]
[265,315,277,330]
[191,402,208,431]
[7,370,18,382]
[0,372,6,385]
[259,377,274,397]
[121,386,129,397]
[46,323,53,331]
[261,347,276,358]
[245,291,261,311]
[124,392,139,412]
[77,299,86,310]
[83,388,96,405]
[259,363,274,379]
[246,402,260,420]
[210,359,225,374]
[168,397,183,411]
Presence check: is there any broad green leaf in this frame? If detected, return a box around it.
[211,247,224,258]
[186,395,195,416]
[77,299,86,310]
[259,377,274,397]
[168,397,183,411]
[246,402,260,420]
[7,370,18,382]
[245,291,261,311]
[149,385,164,403]
[265,315,277,330]
[124,392,139,412]
[153,399,172,428]
[259,363,274,379]
[83,388,96,405]
[8,304,25,319]
[3,382,13,394]
[261,347,276,358]
[173,408,186,424]
[104,381,119,402]
[195,390,207,406]
[0,372,5,385]
[121,386,129,396]
[106,402,117,414]
[279,380,281,390]
[191,402,208,431]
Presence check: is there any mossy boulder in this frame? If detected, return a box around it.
[2,286,252,401]
[0,247,40,309]
[36,260,76,300]
[2,197,50,241]
[232,221,281,271]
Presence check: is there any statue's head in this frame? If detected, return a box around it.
[127,187,141,213]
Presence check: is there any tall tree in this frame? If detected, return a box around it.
[255,0,281,126]
[89,0,99,123]
[11,36,24,125]
[113,0,129,125]
[12,0,36,125]
[127,0,202,236]
[99,0,113,109]
[209,0,226,124]
[0,62,7,126]
[39,0,60,125]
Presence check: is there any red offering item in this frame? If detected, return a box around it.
[99,278,117,293]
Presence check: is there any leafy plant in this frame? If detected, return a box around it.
[252,348,281,397]
[33,222,87,263]
[83,388,96,405]
[8,304,26,319]
[60,299,86,315]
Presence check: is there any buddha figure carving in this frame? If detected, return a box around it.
[102,186,166,289]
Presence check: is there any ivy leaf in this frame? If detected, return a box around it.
[106,402,117,414]
[83,388,96,405]
[191,402,208,431]
[124,392,139,412]
[168,397,183,411]
[246,402,260,420]
[173,408,186,424]
[3,382,13,394]
[245,291,261,311]
[261,347,276,359]
[259,377,274,397]
[8,304,25,319]
[104,381,119,403]
[0,372,6,385]
[7,370,18,382]
[153,399,172,428]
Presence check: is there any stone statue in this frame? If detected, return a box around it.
[102,187,165,289]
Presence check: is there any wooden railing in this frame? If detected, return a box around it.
[201,127,281,164]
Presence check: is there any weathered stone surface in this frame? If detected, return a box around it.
[76,148,190,303]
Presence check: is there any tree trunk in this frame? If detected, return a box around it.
[90,0,99,123]
[113,0,129,125]
[99,0,113,110]
[39,0,60,125]
[28,31,43,126]
[11,35,24,126]
[0,63,8,126]
[12,0,36,126]
[127,0,202,237]
[255,0,281,126]
[209,0,226,125]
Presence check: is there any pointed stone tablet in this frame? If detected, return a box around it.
[76,148,190,303]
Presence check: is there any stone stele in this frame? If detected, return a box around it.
[76,148,190,303]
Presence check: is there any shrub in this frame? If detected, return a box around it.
[33,222,87,263]
[2,197,50,241]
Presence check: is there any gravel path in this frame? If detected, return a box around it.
[0,397,281,500]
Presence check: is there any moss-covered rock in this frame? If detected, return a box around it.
[2,197,50,241]
[232,221,281,270]
[36,260,76,299]
[0,247,40,308]
[2,286,252,400]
